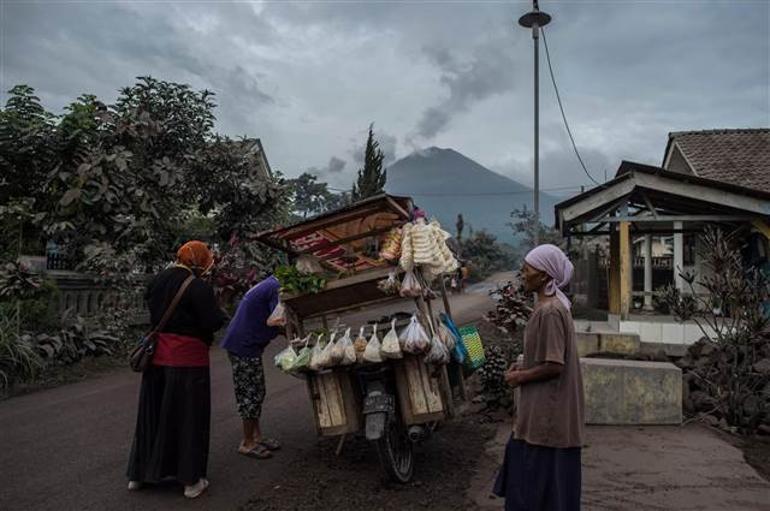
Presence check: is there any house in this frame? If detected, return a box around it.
[556,128,770,350]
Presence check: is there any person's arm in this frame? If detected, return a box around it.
[190,279,228,340]
[504,308,566,388]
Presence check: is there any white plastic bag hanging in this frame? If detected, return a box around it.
[363,324,384,363]
[309,334,326,371]
[381,319,403,359]
[399,270,422,298]
[400,314,431,354]
[267,301,287,327]
[377,271,400,295]
[324,331,340,367]
[338,328,356,366]
[274,343,298,371]
[425,334,450,365]
[354,326,368,363]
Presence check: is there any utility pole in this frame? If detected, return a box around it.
[518,0,551,246]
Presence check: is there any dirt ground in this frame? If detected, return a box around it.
[240,411,498,511]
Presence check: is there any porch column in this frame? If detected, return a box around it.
[619,221,632,319]
[608,226,620,315]
[644,234,654,311]
[673,221,684,291]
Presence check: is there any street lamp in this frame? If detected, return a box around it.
[518,0,551,245]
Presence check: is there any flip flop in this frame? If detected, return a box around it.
[258,438,281,451]
[184,478,209,499]
[239,444,273,459]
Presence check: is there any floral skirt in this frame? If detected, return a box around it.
[228,353,266,420]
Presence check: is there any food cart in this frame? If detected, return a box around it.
[256,194,468,483]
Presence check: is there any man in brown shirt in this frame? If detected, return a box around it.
[493,244,584,511]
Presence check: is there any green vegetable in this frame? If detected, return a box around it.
[275,265,327,295]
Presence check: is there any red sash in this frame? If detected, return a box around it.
[152,333,209,367]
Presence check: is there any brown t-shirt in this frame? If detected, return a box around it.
[514,299,585,448]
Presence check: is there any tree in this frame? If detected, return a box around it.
[287,172,337,220]
[509,206,564,252]
[351,124,386,202]
[460,230,518,281]
[456,214,465,241]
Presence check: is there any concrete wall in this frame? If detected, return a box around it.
[581,358,682,425]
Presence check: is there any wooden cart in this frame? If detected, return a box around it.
[257,194,465,482]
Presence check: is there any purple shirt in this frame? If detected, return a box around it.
[220,276,281,358]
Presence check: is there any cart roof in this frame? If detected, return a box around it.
[255,194,413,273]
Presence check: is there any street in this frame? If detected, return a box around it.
[0,280,504,511]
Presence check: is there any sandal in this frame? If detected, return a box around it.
[238,444,273,459]
[184,478,209,499]
[258,438,281,451]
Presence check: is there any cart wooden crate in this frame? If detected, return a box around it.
[307,369,361,436]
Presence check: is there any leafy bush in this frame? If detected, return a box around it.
[0,312,43,389]
[485,280,532,338]
[275,265,327,295]
[460,230,518,282]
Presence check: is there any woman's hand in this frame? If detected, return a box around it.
[504,368,523,387]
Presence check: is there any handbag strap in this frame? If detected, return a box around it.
[152,274,195,335]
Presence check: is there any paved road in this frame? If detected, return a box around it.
[0,287,497,511]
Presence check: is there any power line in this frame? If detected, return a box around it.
[540,26,601,186]
[326,185,585,196]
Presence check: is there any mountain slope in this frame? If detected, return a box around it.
[384,147,557,243]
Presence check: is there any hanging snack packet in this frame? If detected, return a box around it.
[290,335,312,372]
[274,344,298,371]
[425,334,450,365]
[377,271,400,295]
[339,328,356,366]
[354,326,368,363]
[309,334,326,371]
[399,269,422,298]
[363,324,384,363]
[401,314,431,354]
[381,319,403,359]
[323,331,340,367]
[437,323,456,351]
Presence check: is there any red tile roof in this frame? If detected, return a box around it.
[666,128,770,193]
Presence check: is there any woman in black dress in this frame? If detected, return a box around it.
[127,241,227,499]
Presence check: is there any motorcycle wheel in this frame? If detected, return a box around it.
[375,419,414,483]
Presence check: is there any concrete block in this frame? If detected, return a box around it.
[639,342,688,358]
[581,358,682,425]
[598,333,641,354]
[576,333,600,357]
[661,323,685,344]
[619,321,640,334]
[640,322,663,343]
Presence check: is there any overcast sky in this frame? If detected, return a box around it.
[3,0,768,195]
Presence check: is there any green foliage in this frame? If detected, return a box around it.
[351,124,387,202]
[460,230,518,282]
[509,207,564,252]
[0,313,43,389]
[485,280,532,336]
[275,265,326,295]
[287,172,339,220]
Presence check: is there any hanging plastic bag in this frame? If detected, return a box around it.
[274,343,298,371]
[440,313,467,363]
[438,323,456,352]
[337,328,356,366]
[309,334,326,371]
[267,301,287,327]
[323,331,340,367]
[354,326,368,363]
[377,271,400,295]
[425,334,450,365]
[290,335,312,372]
[399,269,422,298]
[363,324,384,363]
[381,319,403,359]
[400,314,431,354]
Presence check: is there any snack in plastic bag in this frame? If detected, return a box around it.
[290,335,312,372]
[381,319,403,359]
[309,334,327,371]
[379,227,402,262]
[363,324,384,363]
[437,323,456,351]
[338,328,356,366]
[400,314,431,354]
[354,326,368,363]
[425,334,450,365]
[377,271,400,295]
[274,344,298,371]
[267,301,287,327]
[399,269,422,298]
[325,331,341,366]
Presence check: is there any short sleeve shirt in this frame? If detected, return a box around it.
[514,299,585,448]
[220,276,281,358]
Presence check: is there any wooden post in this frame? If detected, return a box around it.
[439,277,452,317]
[608,225,621,315]
[619,221,632,319]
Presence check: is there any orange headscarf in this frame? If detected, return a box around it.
[176,241,214,275]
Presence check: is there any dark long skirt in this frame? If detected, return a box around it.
[493,436,581,511]
[127,365,210,486]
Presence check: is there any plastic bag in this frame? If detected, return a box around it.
[400,315,431,354]
[381,319,403,359]
[353,326,368,363]
[440,313,467,364]
[267,301,287,327]
[309,334,326,371]
[274,344,298,371]
[377,271,400,295]
[338,328,356,366]
[437,323,456,351]
[363,324,384,363]
[425,334,450,365]
[399,270,422,298]
[290,335,312,372]
[324,331,340,367]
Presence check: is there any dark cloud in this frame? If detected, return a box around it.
[350,127,398,166]
[326,156,346,174]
